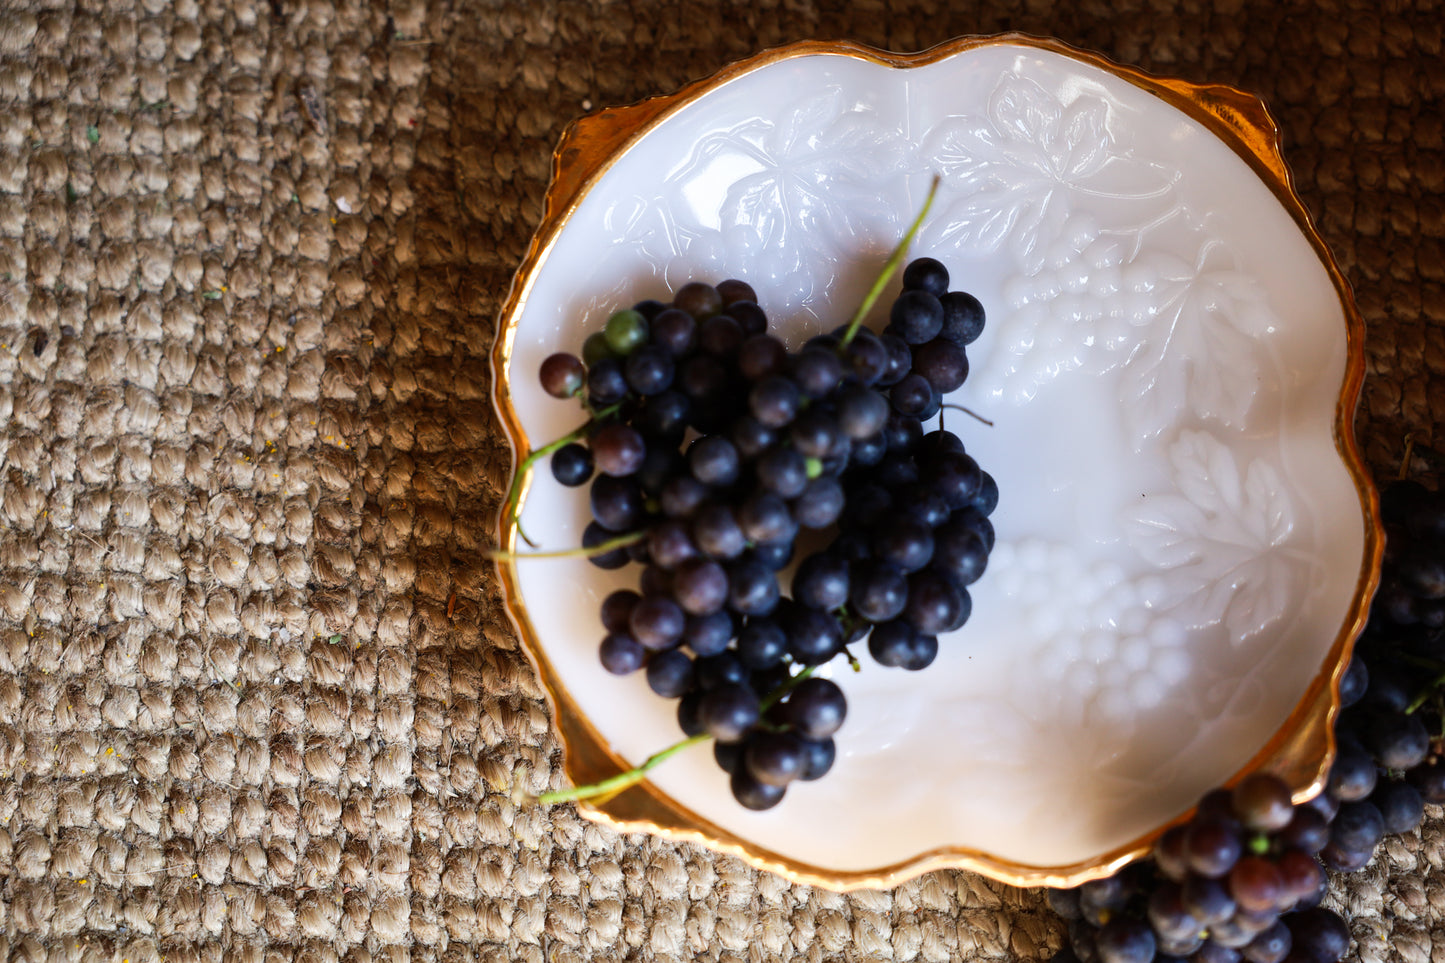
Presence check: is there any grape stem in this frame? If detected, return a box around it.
[1405,669,1445,715]
[1399,432,1417,481]
[502,402,622,548]
[1397,653,1445,672]
[940,403,994,428]
[536,733,710,805]
[837,174,942,351]
[759,663,818,711]
[534,665,818,806]
[487,529,644,562]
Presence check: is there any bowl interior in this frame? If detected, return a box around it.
[500,41,1368,874]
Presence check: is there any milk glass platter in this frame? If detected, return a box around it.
[491,36,1380,889]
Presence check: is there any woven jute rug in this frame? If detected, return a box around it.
[0,0,1441,960]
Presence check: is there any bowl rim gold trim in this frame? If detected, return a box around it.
[488,33,1383,891]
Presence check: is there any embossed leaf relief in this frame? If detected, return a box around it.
[575,191,687,314]
[1127,430,1299,643]
[600,192,685,264]
[662,87,907,302]
[1118,245,1280,445]
[919,72,1176,275]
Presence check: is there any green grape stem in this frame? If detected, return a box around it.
[837,174,942,351]
[1402,661,1445,715]
[1397,653,1445,673]
[759,663,818,712]
[536,733,710,805]
[487,528,645,562]
[502,402,622,548]
[535,665,819,806]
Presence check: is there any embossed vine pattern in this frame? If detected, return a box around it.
[565,66,1308,721]
[916,73,1306,675]
[575,86,911,311]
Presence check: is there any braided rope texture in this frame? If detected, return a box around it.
[0,0,1440,960]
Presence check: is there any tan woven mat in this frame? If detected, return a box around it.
[0,0,1442,960]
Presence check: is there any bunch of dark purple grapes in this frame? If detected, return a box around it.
[532,258,995,809]
[1050,774,1344,963]
[1045,476,1445,963]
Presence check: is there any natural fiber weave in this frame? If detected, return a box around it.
[0,0,1440,960]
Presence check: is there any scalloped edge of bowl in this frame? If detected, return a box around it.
[489,33,1383,890]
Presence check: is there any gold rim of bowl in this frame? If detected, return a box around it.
[488,33,1384,891]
